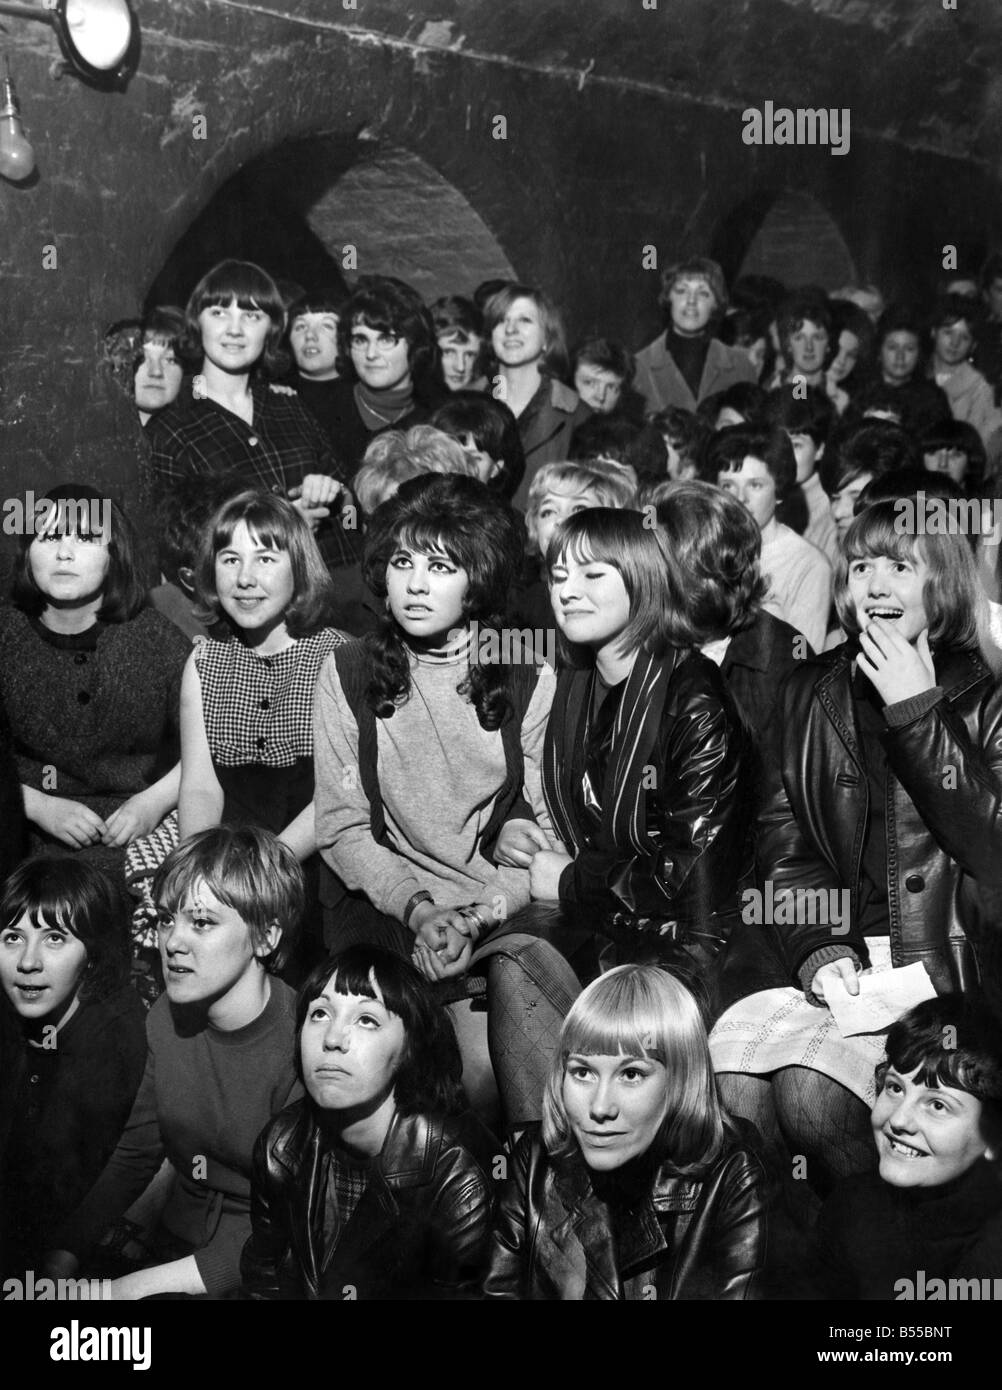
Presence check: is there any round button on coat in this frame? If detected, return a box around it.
[904,874,925,892]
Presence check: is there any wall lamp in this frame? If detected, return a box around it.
[0,0,136,84]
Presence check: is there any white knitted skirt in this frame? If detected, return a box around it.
[709,938,893,1106]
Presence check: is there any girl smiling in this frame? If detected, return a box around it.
[712,500,1002,1202]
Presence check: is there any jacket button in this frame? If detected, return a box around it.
[74,653,87,666]
[256,736,266,750]
[904,874,925,892]
[77,690,91,704]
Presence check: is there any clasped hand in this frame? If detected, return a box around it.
[287,475,344,530]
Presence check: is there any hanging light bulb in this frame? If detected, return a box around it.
[0,56,36,182]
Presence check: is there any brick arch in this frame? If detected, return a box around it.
[711,187,858,292]
[144,135,517,310]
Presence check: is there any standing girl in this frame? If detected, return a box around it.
[146,259,357,574]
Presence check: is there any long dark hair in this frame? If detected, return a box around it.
[361,473,523,729]
[295,946,465,1117]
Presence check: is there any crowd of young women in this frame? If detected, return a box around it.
[3,252,1002,1300]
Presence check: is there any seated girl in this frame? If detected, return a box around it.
[515,508,754,1017]
[653,481,808,774]
[0,484,189,879]
[47,826,304,1299]
[482,963,768,1300]
[711,501,1002,1201]
[817,996,1002,1299]
[241,944,497,1300]
[0,857,146,1278]
[313,473,582,1133]
[180,490,346,976]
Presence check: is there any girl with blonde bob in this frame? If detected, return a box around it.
[712,498,1002,1206]
[483,964,768,1299]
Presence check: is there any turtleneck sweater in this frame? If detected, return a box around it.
[818,1157,1002,1300]
[313,633,556,921]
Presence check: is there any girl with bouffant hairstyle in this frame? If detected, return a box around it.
[359,472,524,727]
[652,481,803,781]
[483,965,768,1300]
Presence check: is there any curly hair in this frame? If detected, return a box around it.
[361,473,523,728]
[338,275,438,393]
[1,856,130,1005]
[653,481,767,642]
[295,946,465,1117]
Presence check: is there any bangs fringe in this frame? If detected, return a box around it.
[561,995,667,1065]
[845,511,922,565]
[396,521,468,568]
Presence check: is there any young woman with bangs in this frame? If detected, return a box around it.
[505,508,755,1017]
[313,473,584,1134]
[817,996,1002,1300]
[179,490,346,977]
[146,259,358,575]
[482,964,768,1299]
[0,484,189,880]
[241,945,497,1300]
[711,500,1002,1201]
[0,857,145,1278]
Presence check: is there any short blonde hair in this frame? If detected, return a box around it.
[353,425,478,516]
[525,459,638,551]
[541,964,729,1174]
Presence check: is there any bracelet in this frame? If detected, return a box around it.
[458,904,491,940]
[403,890,434,929]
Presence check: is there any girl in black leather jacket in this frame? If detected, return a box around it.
[712,499,1002,1197]
[241,946,499,1300]
[500,507,755,1016]
[483,964,768,1299]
